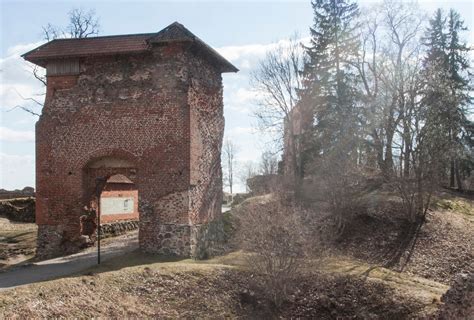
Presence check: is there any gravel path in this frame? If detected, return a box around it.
[0,231,138,291]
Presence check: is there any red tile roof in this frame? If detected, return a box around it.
[22,22,238,73]
[23,34,153,63]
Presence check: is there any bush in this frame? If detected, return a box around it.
[304,152,368,237]
[234,198,309,307]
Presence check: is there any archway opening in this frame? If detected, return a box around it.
[81,156,139,252]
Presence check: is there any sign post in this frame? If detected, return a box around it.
[95,177,105,265]
[97,196,101,265]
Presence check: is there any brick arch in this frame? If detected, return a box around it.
[76,148,139,170]
[80,149,139,208]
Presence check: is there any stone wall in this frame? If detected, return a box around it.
[36,41,227,259]
[100,220,139,238]
[191,219,226,259]
[37,220,139,259]
[0,198,35,223]
[140,220,225,259]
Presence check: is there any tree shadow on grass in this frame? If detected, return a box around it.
[336,210,427,274]
[79,249,189,276]
[377,216,426,272]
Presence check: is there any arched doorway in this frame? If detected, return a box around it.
[81,156,139,249]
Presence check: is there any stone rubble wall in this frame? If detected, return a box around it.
[0,198,35,223]
[100,220,139,238]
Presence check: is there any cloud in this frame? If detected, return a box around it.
[217,37,310,72]
[229,126,255,135]
[0,127,35,142]
[0,41,45,111]
[0,153,35,189]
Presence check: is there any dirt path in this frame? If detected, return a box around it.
[0,231,138,291]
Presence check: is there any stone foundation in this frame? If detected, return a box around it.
[140,219,225,259]
[36,225,80,259]
[37,220,139,259]
[191,219,226,259]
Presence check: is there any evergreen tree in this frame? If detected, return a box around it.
[446,9,473,189]
[303,0,361,161]
[422,9,473,190]
[301,0,362,234]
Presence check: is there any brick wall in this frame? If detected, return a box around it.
[36,43,226,258]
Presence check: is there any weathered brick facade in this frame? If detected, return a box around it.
[23,22,237,259]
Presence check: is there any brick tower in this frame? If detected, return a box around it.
[23,22,238,259]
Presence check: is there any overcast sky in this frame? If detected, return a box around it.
[1,0,473,191]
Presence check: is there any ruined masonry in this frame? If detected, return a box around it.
[22,22,238,259]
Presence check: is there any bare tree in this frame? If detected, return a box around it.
[356,0,425,178]
[259,150,279,175]
[307,140,369,236]
[222,139,239,196]
[66,8,100,39]
[251,36,306,187]
[19,8,100,116]
[42,8,100,41]
[239,161,258,192]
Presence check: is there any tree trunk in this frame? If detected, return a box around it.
[403,124,411,178]
[450,159,455,188]
[455,159,463,191]
[284,119,299,193]
[373,130,384,172]
[384,131,394,179]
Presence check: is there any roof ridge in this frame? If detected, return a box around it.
[49,32,157,42]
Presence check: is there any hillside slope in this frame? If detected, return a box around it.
[0,251,446,319]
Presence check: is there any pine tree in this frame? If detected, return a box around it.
[303,0,361,159]
[446,9,473,190]
[301,0,362,234]
[422,9,473,190]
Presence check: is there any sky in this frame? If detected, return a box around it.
[0,0,473,191]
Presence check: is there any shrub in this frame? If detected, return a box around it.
[234,198,309,307]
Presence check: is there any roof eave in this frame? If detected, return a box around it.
[23,49,151,68]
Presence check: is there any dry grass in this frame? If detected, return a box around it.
[0,218,37,268]
[0,251,441,319]
[0,257,248,319]
[433,196,474,222]
[1,191,470,318]
[318,255,448,316]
